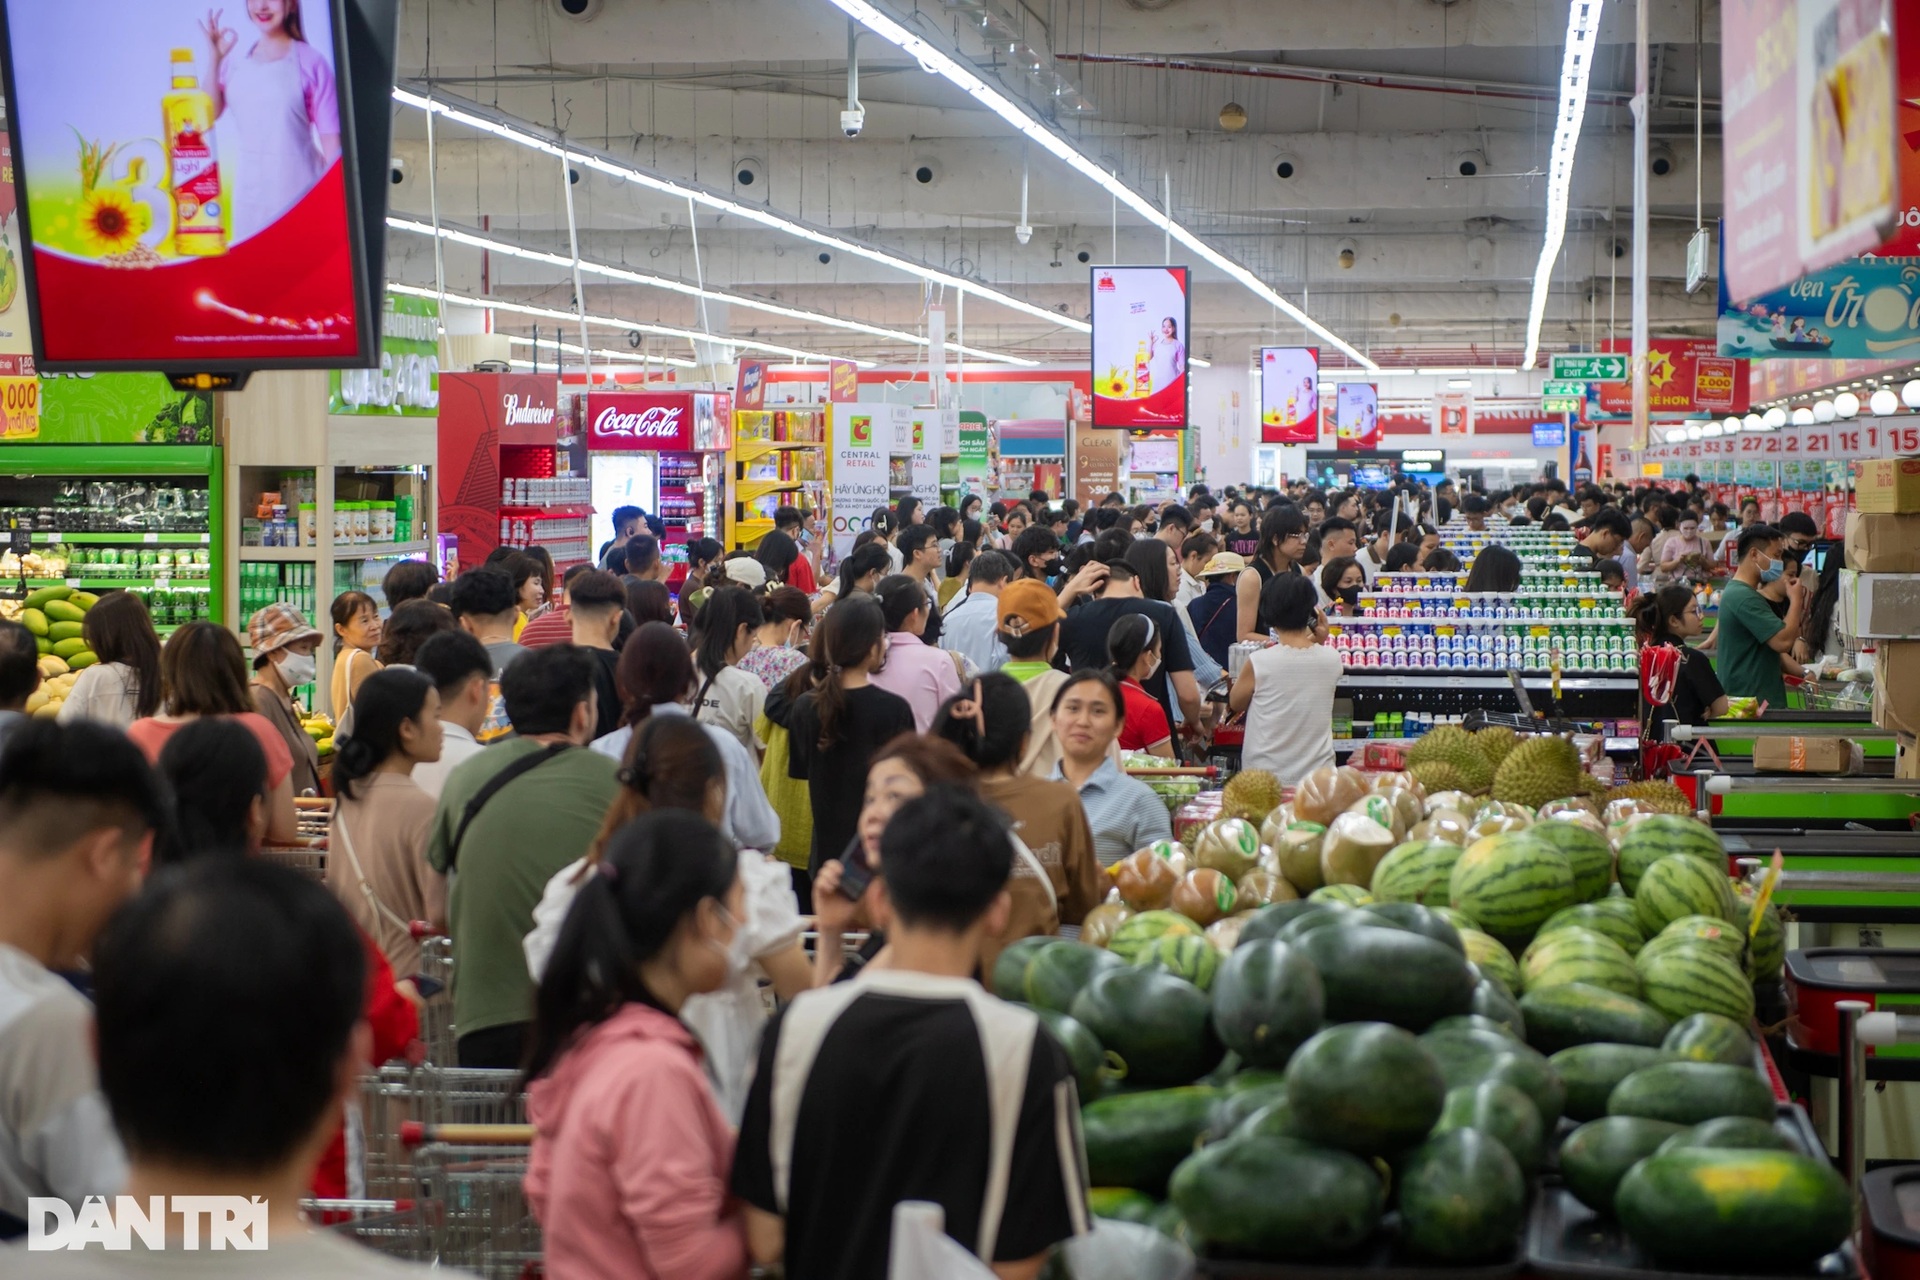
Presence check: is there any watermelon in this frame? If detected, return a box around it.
[1421,1028,1566,1126]
[1521,929,1639,999]
[1460,930,1522,992]
[1663,1013,1754,1066]
[1606,1060,1775,1126]
[1236,899,1330,947]
[1358,902,1465,952]
[1211,1079,1291,1136]
[1539,902,1645,955]
[1370,838,1464,905]
[1431,905,1481,933]
[1656,1115,1796,1155]
[992,936,1052,1000]
[1617,815,1723,894]
[1471,980,1527,1039]
[1081,1086,1220,1193]
[1638,947,1756,1026]
[1026,941,1126,1012]
[1107,910,1203,965]
[1168,1136,1386,1259]
[1309,884,1374,907]
[1559,1116,1685,1215]
[1530,817,1616,902]
[1296,921,1476,1030]
[1223,1067,1290,1094]
[1138,933,1222,991]
[1396,1129,1528,1263]
[1634,855,1736,937]
[1210,940,1324,1069]
[1087,1187,1158,1223]
[1732,882,1787,980]
[1034,1007,1109,1102]
[1549,1043,1673,1121]
[1070,967,1225,1087]
[1232,1098,1300,1141]
[1287,1022,1447,1156]
[1428,1014,1522,1041]
[1449,832,1578,944]
[1653,914,1747,970]
[1519,982,1671,1053]
[1434,1079,1546,1174]
[1616,1149,1852,1270]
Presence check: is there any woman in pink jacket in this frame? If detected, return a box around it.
[523,809,750,1280]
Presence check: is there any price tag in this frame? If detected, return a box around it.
[153,578,169,590]
[142,533,158,544]
[1454,596,1472,609]
[1383,626,1402,637]
[1436,626,1456,638]
[1530,625,1552,638]
[1578,598,1596,609]
[1562,577,1579,588]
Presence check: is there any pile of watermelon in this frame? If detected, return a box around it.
[1016,767,1831,1270]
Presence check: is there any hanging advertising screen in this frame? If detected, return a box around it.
[1259,345,1318,443]
[1334,383,1379,450]
[1090,265,1189,429]
[0,0,395,372]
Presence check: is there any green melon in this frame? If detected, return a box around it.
[1310,884,1375,907]
[1655,914,1748,968]
[1663,1013,1754,1066]
[1371,838,1465,905]
[1539,902,1646,955]
[1460,929,1522,992]
[1530,817,1615,902]
[1522,929,1639,999]
[1287,1022,1447,1156]
[1107,910,1203,965]
[1434,1079,1546,1174]
[1732,882,1787,981]
[1138,933,1222,991]
[1617,815,1723,894]
[1638,948,1756,1026]
[1449,832,1578,944]
[1634,855,1736,937]
[1397,1129,1528,1263]
[1560,1116,1685,1215]
[1025,940,1125,1012]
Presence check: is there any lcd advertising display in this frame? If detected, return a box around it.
[0,0,383,371]
[1334,382,1379,449]
[1259,345,1319,443]
[1090,265,1189,429]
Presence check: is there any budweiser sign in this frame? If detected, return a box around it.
[594,405,683,439]
[501,393,556,427]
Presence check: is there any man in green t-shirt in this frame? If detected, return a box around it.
[1713,524,1808,708]
[427,645,619,1069]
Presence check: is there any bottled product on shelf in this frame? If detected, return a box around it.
[728,405,827,549]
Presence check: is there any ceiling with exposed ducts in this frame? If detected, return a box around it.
[385,0,1724,375]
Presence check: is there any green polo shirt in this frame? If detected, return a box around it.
[427,740,620,1036]
[1002,660,1055,684]
[1713,580,1786,706]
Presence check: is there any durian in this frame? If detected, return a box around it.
[1489,734,1587,810]
[1406,726,1495,793]
[1220,769,1284,824]
[1474,724,1520,770]
[1603,778,1691,815]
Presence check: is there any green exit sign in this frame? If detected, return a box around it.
[1551,353,1628,382]
[1541,397,1584,414]
[1542,380,1588,398]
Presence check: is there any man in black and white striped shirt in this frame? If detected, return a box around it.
[732,786,1090,1280]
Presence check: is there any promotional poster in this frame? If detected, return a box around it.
[1259,346,1319,443]
[1,0,366,367]
[1334,383,1379,450]
[1718,248,1920,364]
[1590,338,1751,418]
[829,402,901,559]
[1090,265,1189,429]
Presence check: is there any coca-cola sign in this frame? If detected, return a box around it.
[586,393,697,450]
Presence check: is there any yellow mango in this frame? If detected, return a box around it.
[20,607,47,636]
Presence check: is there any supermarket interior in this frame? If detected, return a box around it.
[3,0,1920,1277]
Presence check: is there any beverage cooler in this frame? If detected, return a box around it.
[585,391,731,592]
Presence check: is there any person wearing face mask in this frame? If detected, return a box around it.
[1104,614,1173,757]
[1320,556,1366,618]
[1713,524,1807,706]
[523,809,755,1280]
[247,602,325,798]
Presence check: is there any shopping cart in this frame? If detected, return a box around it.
[1781,673,1871,712]
[359,1065,527,1202]
[410,922,456,1068]
[308,1198,429,1261]
[413,1136,543,1279]
[259,846,327,881]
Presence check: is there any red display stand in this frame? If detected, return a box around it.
[437,373,573,576]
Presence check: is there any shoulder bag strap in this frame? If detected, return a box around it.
[446,744,573,871]
[335,801,417,940]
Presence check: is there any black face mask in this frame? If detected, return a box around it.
[1337,585,1362,606]
[1043,556,1064,576]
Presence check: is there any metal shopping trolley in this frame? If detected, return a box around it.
[259,845,327,880]
[360,1065,527,1202]
[1781,672,1872,712]
[410,922,456,1068]
[412,1131,542,1280]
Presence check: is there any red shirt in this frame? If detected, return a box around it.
[1117,677,1172,751]
[518,605,574,649]
[311,926,419,1202]
[787,555,818,594]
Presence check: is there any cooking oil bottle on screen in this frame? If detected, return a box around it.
[1133,338,1151,396]
[163,48,224,256]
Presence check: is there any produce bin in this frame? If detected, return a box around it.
[1785,949,1920,1080]
[1864,1164,1920,1280]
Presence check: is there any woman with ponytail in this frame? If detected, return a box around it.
[775,597,914,876]
[689,586,767,758]
[326,668,446,980]
[154,718,269,865]
[1631,586,1727,743]
[524,811,751,1280]
[1105,613,1173,757]
[931,674,1103,967]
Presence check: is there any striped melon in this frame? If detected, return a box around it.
[1656,915,1748,971]
[1732,883,1786,981]
[1108,909,1204,964]
[1431,906,1481,934]
[1530,817,1616,903]
[1663,1012,1754,1066]
[1522,930,1640,999]
[1310,884,1375,907]
[1635,856,1736,937]
[1449,832,1578,945]
[1540,903,1646,956]
[1634,936,1728,980]
[1371,839,1466,905]
[1638,947,1756,1026]
[1460,929,1522,993]
[1617,815,1724,894]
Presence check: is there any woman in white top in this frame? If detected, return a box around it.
[1148,315,1187,392]
[689,586,767,759]
[57,590,161,728]
[1229,572,1344,785]
[525,713,807,1122]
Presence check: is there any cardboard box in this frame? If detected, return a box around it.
[1751,735,1860,774]
[1845,512,1920,572]
[1839,571,1920,639]
[1854,457,1920,514]
[1875,641,1920,739]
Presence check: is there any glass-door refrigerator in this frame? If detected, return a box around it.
[584,390,730,595]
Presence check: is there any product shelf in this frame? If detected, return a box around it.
[736,479,807,504]
[1334,616,1629,627]
[1339,673,1639,691]
[238,547,319,562]
[30,531,211,545]
[334,541,431,559]
[25,577,210,591]
[499,503,594,518]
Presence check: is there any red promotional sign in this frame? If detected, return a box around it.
[1436,391,1473,436]
[1876,9,1920,253]
[1090,266,1191,429]
[438,373,560,568]
[586,392,697,451]
[829,360,859,403]
[1597,339,1750,418]
[735,358,766,411]
[1259,346,1319,443]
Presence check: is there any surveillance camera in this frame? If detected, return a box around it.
[1452,150,1487,178]
[626,330,643,350]
[1336,237,1359,270]
[818,252,833,265]
[1074,243,1093,264]
[551,0,603,20]
[840,108,866,138]
[1272,154,1299,181]
[388,155,409,187]
[1015,224,1033,246]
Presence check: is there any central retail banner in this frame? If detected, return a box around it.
[829,402,904,559]
[1090,265,1190,429]
[1071,419,1126,506]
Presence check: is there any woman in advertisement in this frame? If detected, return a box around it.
[200,1,342,244]
[1149,317,1186,393]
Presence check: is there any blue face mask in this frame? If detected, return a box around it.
[1759,558,1784,584]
